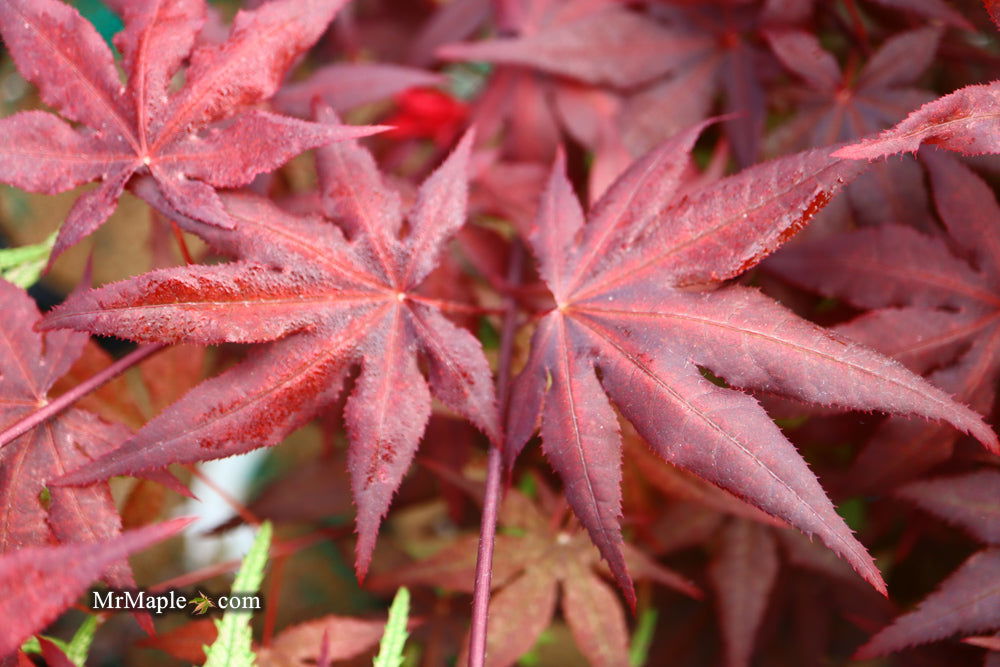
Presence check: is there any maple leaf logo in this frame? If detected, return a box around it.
[189,591,215,616]
[0,0,382,261]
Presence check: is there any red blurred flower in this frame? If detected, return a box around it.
[383,88,469,146]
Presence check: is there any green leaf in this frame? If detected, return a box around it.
[628,608,658,667]
[204,521,272,667]
[373,587,410,667]
[20,636,41,654]
[0,232,56,289]
[64,615,99,667]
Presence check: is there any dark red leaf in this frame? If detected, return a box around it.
[708,520,780,667]
[896,470,1000,545]
[768,153,1000,489]
[438,5,691,88]
[0,281,138,590]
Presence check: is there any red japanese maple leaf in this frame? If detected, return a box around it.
[768,152,1000,490]
[855,469,1000,658]
[438,0,692,90]
[0,0,380,260]
[273,63,444,119]
[45,116,499,579]
[257,614,393,667]
[505,126,998,605]
[142,613,389,665]
[628,432,893,666]
[0,280,137,590]
[765,26,941,151]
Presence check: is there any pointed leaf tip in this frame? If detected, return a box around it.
[833,82,1000,159]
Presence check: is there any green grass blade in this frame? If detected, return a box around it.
[64,615,99,666]
[373,587,410,667]
[204,521,272,667]
[628,608,658,667]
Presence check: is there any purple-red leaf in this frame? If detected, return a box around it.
[561,561,630,667]
[256,614,390,666]
[438,6,693,88]
[769,154,1000,489]
[897,470,1000,545]
[274,63,444,118]
[708,520,780,667]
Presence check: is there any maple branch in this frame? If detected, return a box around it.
[0,343,166,449]
[262,552,289,646]
[169,219,195,266]
[468,239,525,667]
[186,464,262,527]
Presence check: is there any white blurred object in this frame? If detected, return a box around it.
[174,450,268,570]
